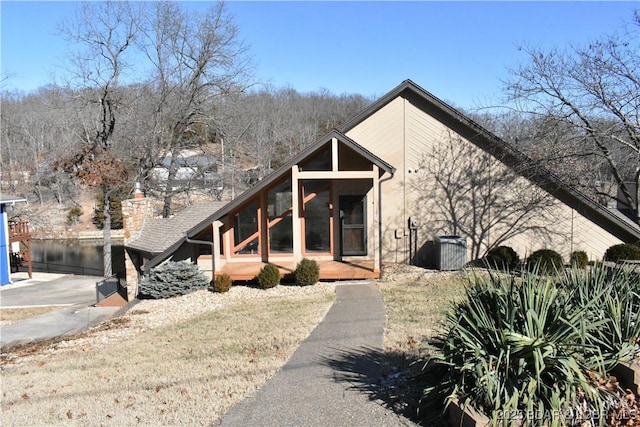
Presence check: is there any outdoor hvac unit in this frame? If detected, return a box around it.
[435,235,467,271]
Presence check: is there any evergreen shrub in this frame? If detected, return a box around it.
[66,207,83,225]
[526,249,564,274]
[483,246,520,271]
[257,263,280,289]
[295,258,320,286]
[570,250,589,269]
[210,273,232,293]
[604,243,640,262]
[138,260,209,299]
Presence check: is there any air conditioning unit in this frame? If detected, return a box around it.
[435,235,467,271]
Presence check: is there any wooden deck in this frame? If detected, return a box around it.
[219,260,379,281]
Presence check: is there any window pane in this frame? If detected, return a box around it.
[268,179,293,253]
[300,146,331,171]
[233,201,259,254]
[268,179,292,219]
[269,216,293,253]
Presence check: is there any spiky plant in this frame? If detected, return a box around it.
[557,263,640,368]
[419,268,616,426]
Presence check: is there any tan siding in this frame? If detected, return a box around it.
[346,97,408,263]
[346,93,627,267]
[503,203,622,262]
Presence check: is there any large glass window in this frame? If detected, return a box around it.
[233,201,259,254]
[303,180,331,253]
[268,179,293,253]
[299,145,331,171]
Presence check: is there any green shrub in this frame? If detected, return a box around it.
[483,245,520,271]
[419,268,620,425]
[526,248,564,274]
[66,206,83,225]
[604,243,640,262]
[570,250,589,269]
[256,263,280,289]
[294,258,320,286]
[210,274,232,293]
[138,260,209,299]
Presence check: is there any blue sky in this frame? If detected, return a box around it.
[1,1,637,109]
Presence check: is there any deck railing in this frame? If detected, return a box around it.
[8,221,30,240]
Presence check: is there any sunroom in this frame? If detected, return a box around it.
[187,130,395,280]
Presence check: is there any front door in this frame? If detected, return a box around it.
[340,195,367,256]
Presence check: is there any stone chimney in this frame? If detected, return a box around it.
[121,185,158,300]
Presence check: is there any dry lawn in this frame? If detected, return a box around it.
[1,306,62,326]
[379,266,468,353]
[1,289,334,426]
[0,267,470,426]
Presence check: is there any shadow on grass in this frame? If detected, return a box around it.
[319,346,445,425]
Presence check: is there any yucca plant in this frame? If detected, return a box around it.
[557,264,640,368]
[419,268,614,427]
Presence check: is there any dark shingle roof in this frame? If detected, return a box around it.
[126,201,226,255]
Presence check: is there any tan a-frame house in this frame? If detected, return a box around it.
[124,80,639,290]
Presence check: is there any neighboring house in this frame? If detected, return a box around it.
[123,80,640,292]
[151,150,221,191]
[0,194,29,285]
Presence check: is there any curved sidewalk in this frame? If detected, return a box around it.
[220,281,416,426]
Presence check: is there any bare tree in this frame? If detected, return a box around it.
[504,12,640,222]
[57,0,137,277]
[415,132,559,260]
[0,87,79,203]
[135,1,253,217]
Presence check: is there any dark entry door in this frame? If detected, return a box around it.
[340,195,367,256]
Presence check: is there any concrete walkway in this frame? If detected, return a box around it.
[221,282,416,426]
[1,274,123,348]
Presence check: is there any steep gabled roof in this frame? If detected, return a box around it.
[340,79,640,244]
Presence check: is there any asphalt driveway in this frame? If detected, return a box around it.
[1,275,100,308]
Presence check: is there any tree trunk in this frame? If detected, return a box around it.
[162,154,178,218]
[102,189,112,277]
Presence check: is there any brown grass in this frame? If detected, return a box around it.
[0,306,63,326]
[0,269,471,426]
[379,271,467,353]
[0,292,334,426]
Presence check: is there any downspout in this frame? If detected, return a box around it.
[184,235,215,279]
[378,171,395,270]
